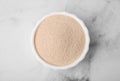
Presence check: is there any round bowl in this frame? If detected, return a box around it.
[32,12,90,70]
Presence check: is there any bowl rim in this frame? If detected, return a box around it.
[31,12,90,70]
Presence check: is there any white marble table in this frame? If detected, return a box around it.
[0,0,120,81]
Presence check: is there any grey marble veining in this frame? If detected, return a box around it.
[66,0,120,81]
[0,0,120,81]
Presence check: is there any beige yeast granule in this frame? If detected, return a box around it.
[34,14,85,66]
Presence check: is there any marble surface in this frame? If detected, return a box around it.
[0,0,120,81]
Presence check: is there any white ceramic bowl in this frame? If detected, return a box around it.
[32,12,90,70]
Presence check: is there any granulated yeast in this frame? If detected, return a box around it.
[34,14,86,66]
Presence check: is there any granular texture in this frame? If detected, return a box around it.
[34,14,86,66]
